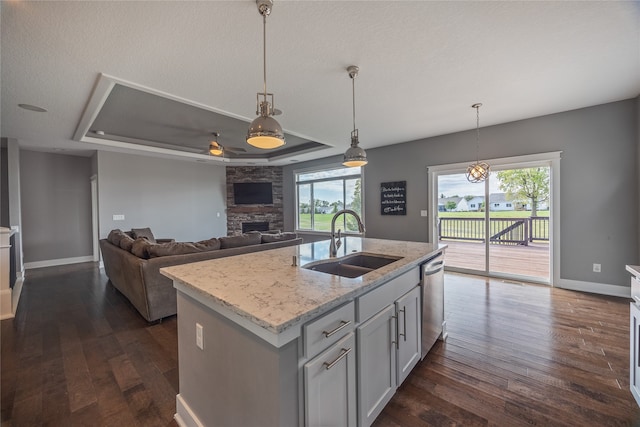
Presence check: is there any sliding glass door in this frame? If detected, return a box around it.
[430,154,557,284]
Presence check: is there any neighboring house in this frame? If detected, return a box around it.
[315,206,332,214]
[438,197,469,212]
[489,193,515,211]
[467,196,484,211]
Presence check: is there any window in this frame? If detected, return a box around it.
[506,203,512,208]
[296,166,363,233]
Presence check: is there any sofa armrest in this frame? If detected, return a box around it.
[156,238,175,243]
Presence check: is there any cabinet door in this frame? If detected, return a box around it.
[396,286,422,385]
[305,332,357,427]
[357,304,396,427]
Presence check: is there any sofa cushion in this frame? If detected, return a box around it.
[107,229,126,246]
[148,242,203,258]
[131,238,154,259]
[119,234,136,251]
[261,232,298,244]
[219,233,262,249]
[131,227,156,243]
[195,238,221,251]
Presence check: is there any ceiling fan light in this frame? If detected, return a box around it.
[247,115,285,149]
[209,141,223,156]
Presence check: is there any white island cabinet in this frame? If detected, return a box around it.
[161,237,444,427]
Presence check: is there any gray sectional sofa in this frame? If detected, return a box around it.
[100,228,302,322]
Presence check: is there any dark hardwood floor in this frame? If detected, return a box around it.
[3,265,640,426]
[1,263,179,426]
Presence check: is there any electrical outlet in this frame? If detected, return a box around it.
[593,263,601,273]
[196,323,204,350]
[420,210,428,217]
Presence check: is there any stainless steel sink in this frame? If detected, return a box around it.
[303,253,403,278]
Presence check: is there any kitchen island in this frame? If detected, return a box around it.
[161,237,444,427]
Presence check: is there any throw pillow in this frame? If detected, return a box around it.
[261,232,298,243]
[107,229,125,246]
[118,234,135,252]
[131,227,156,243]
[219,233,261,249]
[131,238,154,259]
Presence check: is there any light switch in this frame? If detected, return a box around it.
[420,210,428,217]
[113,214,125,221]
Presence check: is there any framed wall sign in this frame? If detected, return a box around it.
[380,181,406,215]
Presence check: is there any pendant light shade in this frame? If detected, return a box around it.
[343,65,367,168]
[466,103,490,183]
[247,0,285,149]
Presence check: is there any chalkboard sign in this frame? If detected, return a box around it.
[380,181,406,215]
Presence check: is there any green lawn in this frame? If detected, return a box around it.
[438,210,549,218]
[298,213,360,232]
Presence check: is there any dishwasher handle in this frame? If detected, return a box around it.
[424,260,444,275]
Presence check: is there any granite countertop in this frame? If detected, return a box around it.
[161,237,444,341]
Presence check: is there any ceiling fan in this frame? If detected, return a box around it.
[206,132,247,157]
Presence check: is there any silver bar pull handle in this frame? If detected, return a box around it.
[323,347,352,370]
[400,307,407,342]
[392,314,399,349]
[322,320,351,338]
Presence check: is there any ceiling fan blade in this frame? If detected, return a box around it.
[223,146,247,153]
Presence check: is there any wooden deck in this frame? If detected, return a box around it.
[442,239,550,281]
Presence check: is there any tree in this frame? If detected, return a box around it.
[445,201,458,211]
[496,168,549,216]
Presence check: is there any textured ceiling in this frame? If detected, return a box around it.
[1,1,639,165]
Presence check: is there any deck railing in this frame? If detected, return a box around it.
[439,216,549,245]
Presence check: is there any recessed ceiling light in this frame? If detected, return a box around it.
[18,103,47,112]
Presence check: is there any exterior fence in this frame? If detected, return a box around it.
[439,217,549,246]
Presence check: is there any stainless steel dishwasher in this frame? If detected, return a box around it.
[421,251,446,359]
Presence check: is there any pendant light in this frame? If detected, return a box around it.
[209,132,223,156]
[466,103,490,183]
[342,65,368,168]
[247,0,285,149]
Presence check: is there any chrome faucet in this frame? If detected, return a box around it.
[330,209,365,257]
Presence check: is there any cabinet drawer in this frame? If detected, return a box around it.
[304,301,355,358]
[357,267,420,322]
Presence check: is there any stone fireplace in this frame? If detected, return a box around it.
[226,166,283,236]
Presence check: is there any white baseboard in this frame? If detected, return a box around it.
[175,394,204,427]
[556,278,630,298]
[24,255,95,270]
[11,276,24,316]
[0,275,24,320]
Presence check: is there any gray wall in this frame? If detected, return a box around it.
[20,150,93,263]
[1,146,9,227]
[284,99,639,288]
[97,151,227,242]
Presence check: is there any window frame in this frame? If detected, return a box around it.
[294,163,364,235]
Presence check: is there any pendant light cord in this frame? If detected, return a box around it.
[352,76,356,132]
[475,104,480,162]
[263,13,267,98]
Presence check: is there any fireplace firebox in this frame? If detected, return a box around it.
[242,222,270,233]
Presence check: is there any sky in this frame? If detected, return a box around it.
[437,173,502,198]
[299,169,506,203]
